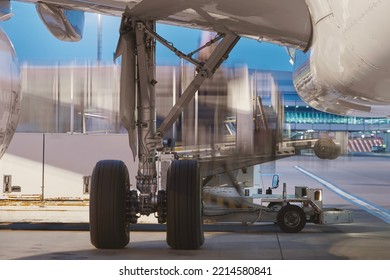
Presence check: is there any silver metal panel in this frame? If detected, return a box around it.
[320,210,353,224]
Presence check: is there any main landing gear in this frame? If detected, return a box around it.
[89,7,240,250]
[89,158,204,250]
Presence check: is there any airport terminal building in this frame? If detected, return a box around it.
[17,63,390,153]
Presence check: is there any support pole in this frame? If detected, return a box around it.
[41,133,45,201]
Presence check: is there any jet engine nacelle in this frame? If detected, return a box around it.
[36,3,85,42]
[293,0,390,117]
[0,26,21,158]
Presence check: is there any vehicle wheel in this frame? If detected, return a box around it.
[166,160,204,250]
[276,204,306,233]
[90,160,130,249]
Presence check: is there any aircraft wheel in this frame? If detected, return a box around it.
[166,160,204,250]
[277,204,306,233]
[90,160,130,249]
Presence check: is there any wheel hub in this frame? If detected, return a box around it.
[284,211,301,227]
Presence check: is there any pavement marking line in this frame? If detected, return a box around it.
[294,165,390,224]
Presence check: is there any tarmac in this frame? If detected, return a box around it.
[0,155,389,260]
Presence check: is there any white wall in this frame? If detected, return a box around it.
[0,133,138,199]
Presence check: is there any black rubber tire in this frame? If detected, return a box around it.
[166,160,204,250]
[90,160,130,249]
[276,204,306,233]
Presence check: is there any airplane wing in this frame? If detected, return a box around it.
[17,0,312,49]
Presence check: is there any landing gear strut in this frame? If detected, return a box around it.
[89,7,240,250]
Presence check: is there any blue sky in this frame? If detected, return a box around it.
[1,2,292,71]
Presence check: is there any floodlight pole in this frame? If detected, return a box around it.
[97,14,102,65]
